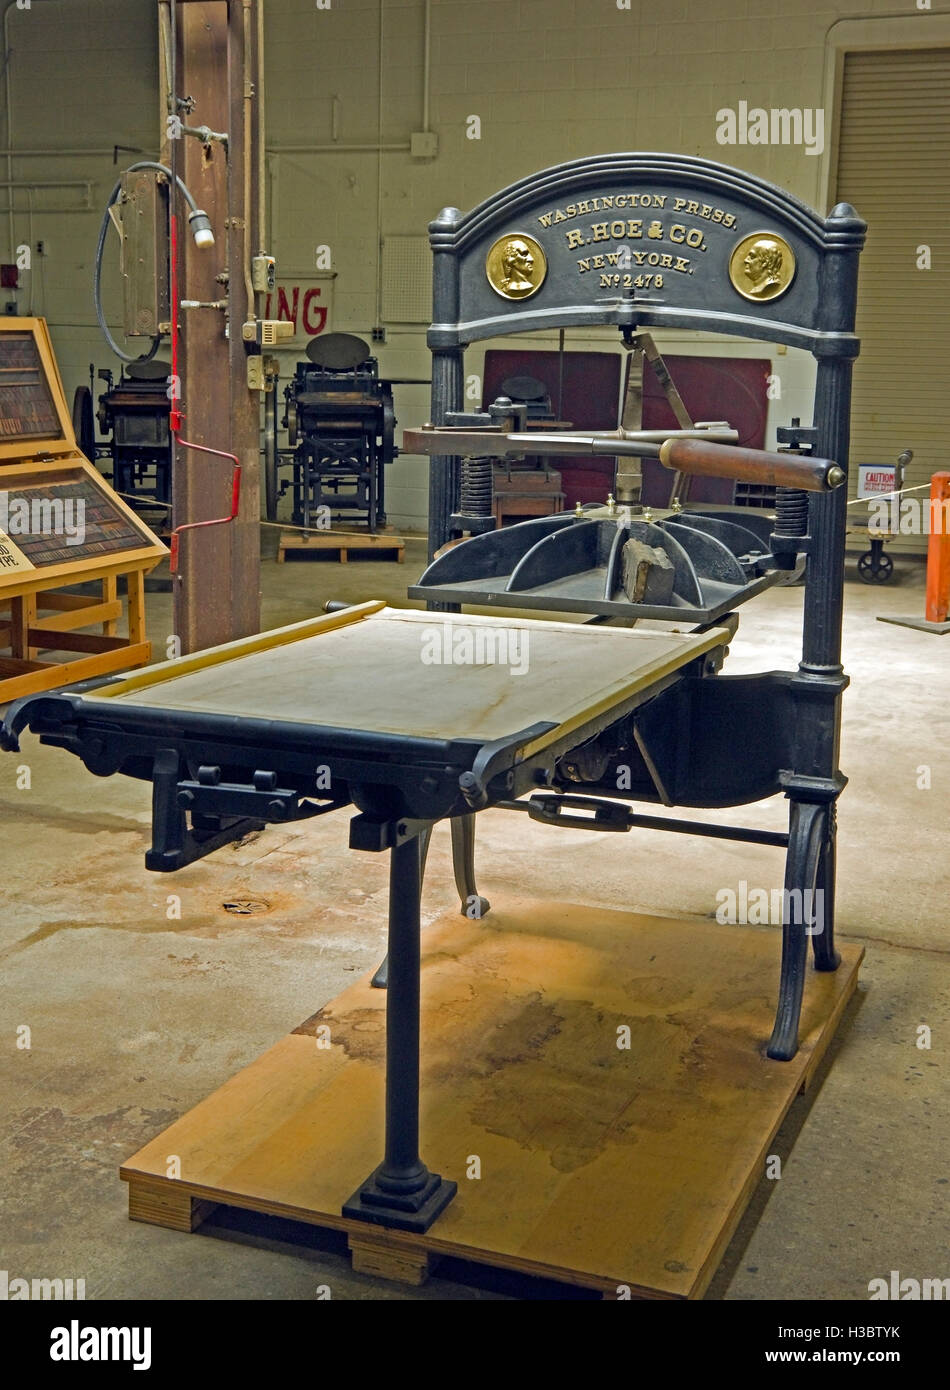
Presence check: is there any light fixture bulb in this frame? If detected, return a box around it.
[189,210,215,248]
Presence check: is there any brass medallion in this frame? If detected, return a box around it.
[485,233,547,300]
[729,232,796,302]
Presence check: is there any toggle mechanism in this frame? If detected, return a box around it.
[405,405,843,624]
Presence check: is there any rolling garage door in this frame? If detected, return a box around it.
[835,47,950,553]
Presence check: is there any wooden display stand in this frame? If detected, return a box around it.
[121,899,861,1298]
[0,318,166,702]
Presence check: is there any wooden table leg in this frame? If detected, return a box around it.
[127,570,146,646]
[102,575,118,636]
[10,594,37,662]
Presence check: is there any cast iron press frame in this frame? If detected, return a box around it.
[412,151,864,1065]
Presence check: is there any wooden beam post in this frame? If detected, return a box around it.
[167,0,262,653]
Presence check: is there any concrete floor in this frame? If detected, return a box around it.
[1,534,948,1301]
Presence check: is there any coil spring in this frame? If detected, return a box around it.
[459,454,494,517]
[774,485,809,538]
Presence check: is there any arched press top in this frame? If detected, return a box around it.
[427,153,865,357]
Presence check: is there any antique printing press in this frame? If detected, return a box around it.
[280,332,399,533]
[408,150,864,1071]
[1,155,864,1240]
[74,358,174,510]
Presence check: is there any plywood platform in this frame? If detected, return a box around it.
[277,530,404,563]
[121,900,862,1298]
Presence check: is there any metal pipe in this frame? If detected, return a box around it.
[180,123,229,148]
[158,0,173,117]
[256,0,266,253]
[168,0,178,496]
[4,0,17,259]
[0,148,118,157]
[375,0,383,329]
[268,143,410,154]
[422,0,431,133]
[496,799,791,848]
[25,179,32,312]
[241,0,254,310]
[0,204,94,215]
[267,153,278,264]
[0,179,93,189]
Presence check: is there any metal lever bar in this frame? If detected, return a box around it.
[403,425,843,493]
[496,793,791,848]
[524,793,632,832]
[403,424,737,459]
[658,437,844,493]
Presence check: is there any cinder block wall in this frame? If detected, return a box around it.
[4,0,903,530]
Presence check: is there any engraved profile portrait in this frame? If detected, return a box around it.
[729,232,796,303]
[502,238,535,294]
[486,233,547,300]
[743,239,784,296]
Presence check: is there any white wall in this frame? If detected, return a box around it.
[3,0,921,529]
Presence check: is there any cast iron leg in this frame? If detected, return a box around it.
[371,823,433,989]
[450,813,490,919]
[767,800,827,1061]
[343,833,456,1231]
[812,802,841,972]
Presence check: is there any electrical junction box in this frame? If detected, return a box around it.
[242,319,294,347]
[410,131,438,159]
[252,255,276,293]
[116,169,170,339]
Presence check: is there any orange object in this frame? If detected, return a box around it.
[925,473,950,624]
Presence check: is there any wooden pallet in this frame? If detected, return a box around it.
[121,899,862,1298]
[277,530,404,563]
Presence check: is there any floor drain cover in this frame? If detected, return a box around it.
[222,899,270,916]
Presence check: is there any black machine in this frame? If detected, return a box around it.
[2,154,868,1242]
[279,333,398,532]
[72,358,172,509]
[410,151,865,1076]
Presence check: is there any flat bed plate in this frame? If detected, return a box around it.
[87,602,726,753]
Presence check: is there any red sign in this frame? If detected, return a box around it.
[263,278,334,343]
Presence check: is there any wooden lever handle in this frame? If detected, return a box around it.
[659,438,844,493]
